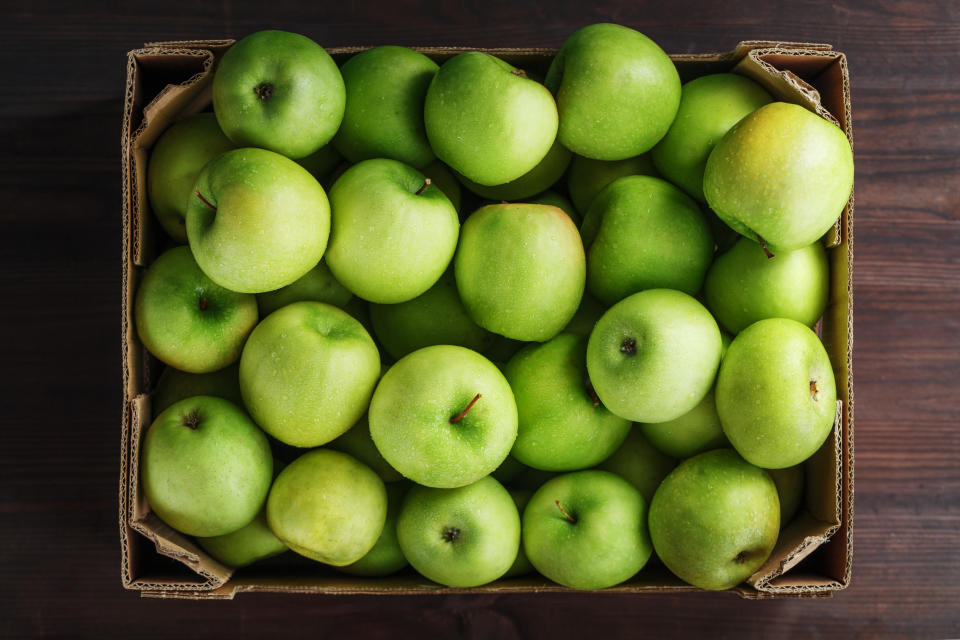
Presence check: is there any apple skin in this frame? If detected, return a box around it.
[153,363,243,416]
[147,113,235,243]
[195,509,288,568]
[586,289,722,423]
[369,269,494,361]
[505,334,631,471]
[339,482,410,577]
[424,51,559,186]
[266,449,387,565]
[421,160,462,213]
[639,387,729,460]
[455,203,585,342]
[186,147,330,294]
[256,259,352,318]
[768,465,805,527]
[141,396,273,537]
[580,175,714,304]
[333,46,438,169]
[649,449,780,590]
[595,428,677,504]
[212,30,345,159]
[369,345,518,488]
[239,301,380,448]
[135,246,258,373]
[651,74,772,202]
[327,415,403,483]
[717,318,837,469]
[528,190,579,225]
[397,476,520,587]
[704,238,830,334]
[703,101,854,253]
[567,153,658,218]
[546,23,680,161]
[325,158,460,304]
[457,138,571,201]
[523,470,652,590]
[502,489,535,578]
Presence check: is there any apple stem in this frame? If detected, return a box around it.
[810,379,819,400]
[195,190,217,212]
[511,69,528,78]
[415,178,432,196]
[182,409,201,430]
[756,234,774,259]
[198,297,208,311]
[450,393,481,424]
[584,377,600,407]
[254,82,274,101]
[555,500,577,524]
[734,551,747,564]
[620,337,637,356]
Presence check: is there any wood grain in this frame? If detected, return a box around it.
[1,0,958,637]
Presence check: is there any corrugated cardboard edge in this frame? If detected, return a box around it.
[120,39,854,599]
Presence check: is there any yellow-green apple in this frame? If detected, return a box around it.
[333,46,438,168]
[135,246,257,373]
[562,292,606,336]
[196,509,288,568]
[325,158,459,303]
[649,449,780,590]
[546,24,680,160]
[716,318,836,468]
[567,153,658,217]
[528,190,578,225]
[768,465,805,527]
[328,415,402,483]
[640,387,728,459]
[338,482,410,577]
[457,139,571,201]
[256,259,352,318]
[580,175,714,304]
[703,101,854,253]
[147,113,234,242]
[186,147,330,293]
[239,301,380,447]
[421,160,462,212]
[454,203,585,341]
[396,476,520,587]
[212,30,344,159]
[152,363,242,416]
[523,470,652,589]
[595,428,676,504]
[369,345,517,488]
[424,52,558,186]
[141,396,272,536]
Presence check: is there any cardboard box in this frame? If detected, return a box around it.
[120,39,855,599]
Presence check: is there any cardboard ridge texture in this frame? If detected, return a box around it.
[120,39,855,600]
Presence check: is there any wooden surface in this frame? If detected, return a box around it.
[2,0,958,637]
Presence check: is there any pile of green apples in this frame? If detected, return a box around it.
[138,24,853,592]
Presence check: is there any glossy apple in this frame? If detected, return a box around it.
[338,482,410,577]
[595,428,676,504]
[256,259,352,318]
[457,139,571,201]
[567,153,657,217]
[639,387,728,459]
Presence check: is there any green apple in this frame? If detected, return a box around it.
[424,51,558,186]
[256,259,352,318]
[325,158,459,304]
[523,470,652,589]
[186,147,330,293]
[528,190,578,225]
[703,101,854,253]
[369,345,517,488]
[596,428,676,504]
[651,73,772,202]
[421,160,462,212]
[716,318,837,469]
[649,449,780,590]
[639,387,728,459]
[153,363,242,416]
[567,153,657,217]
[341,296,375,340]
[768,465,805,527]
[333,46,438,168]
[546,23,680,160]
[141,396,272,536]
[295,144,343,181]
[135,246,258,373]
[369,269,494,360]
[147,113,235,243]
[586,289,722,423]
[213,30,345,159]
[328,415,402,483]
[562,292,606,336]
[491,455,527,486]
[457,139,571,201]
[580,175,714,304]
[239,301,380,447]
[720,330,733,359]
[505,334,631,471]
[339,482,410,577]
[455,203,585,341]
[195,508,288,568]
[704,238,830,334]
[397,476,520,587]
[267,449,386,565]
[503,489,535,578]
[482,335,529,365]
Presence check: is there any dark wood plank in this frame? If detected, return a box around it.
[1,0,958,637]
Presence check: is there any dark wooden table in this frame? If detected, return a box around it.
[2,1,958,637]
